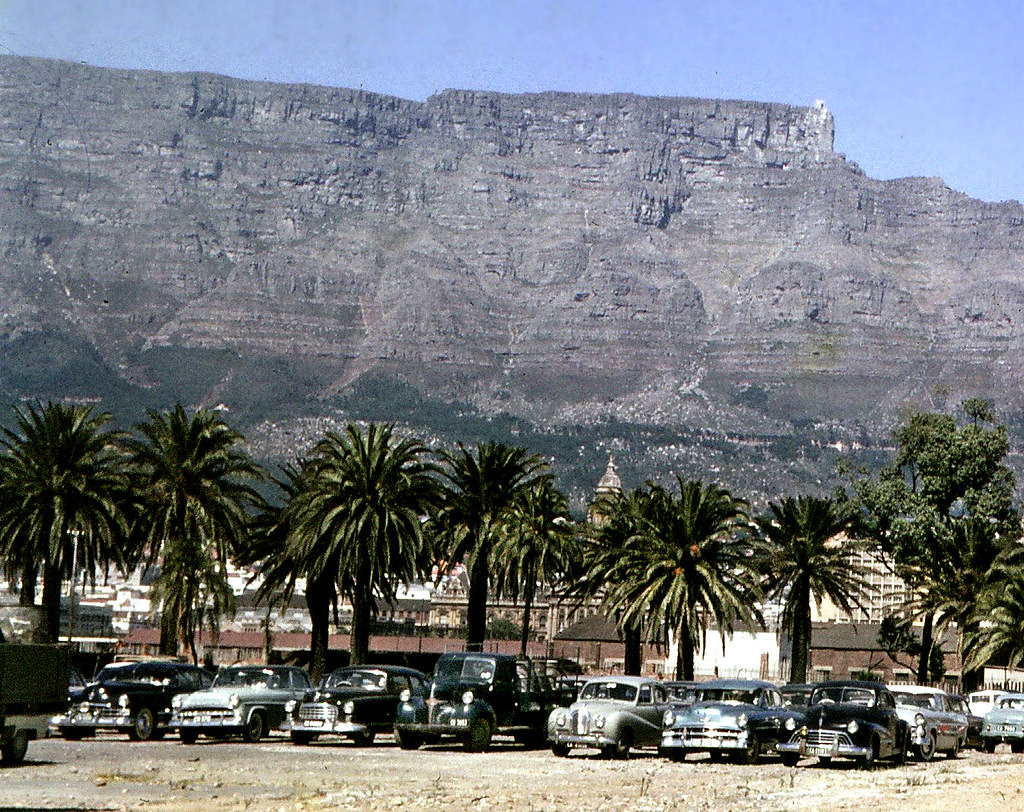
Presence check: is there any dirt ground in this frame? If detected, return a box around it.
[2,734,1022,811]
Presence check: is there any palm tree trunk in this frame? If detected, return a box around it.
[789,579,812,684]
[159,609,178,657]
[676,617,695,680]
[623,619,643,676]
[306,576,331,684]
[19,557,37,606]
[519,563,535,657]
[918,612,934,685]
[41,559,62,643]
[350,581,372,666]
[466,539,489,652]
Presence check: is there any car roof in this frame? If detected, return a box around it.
[581,675,658,687]
[330,664,426,677]
[697,679,777,691]
[887,684,945,695]
[814,680,886,691]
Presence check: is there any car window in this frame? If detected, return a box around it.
[435,656,497,683]
[653,685,667,704]
[812,686,876,707]
[697,688,757,704]
[292,670,311,691]
[638,685,652,704]
[391,675,410,694]
[580,681,638,702]
[998,697,1024,710]
[326,669,387,690]
[411,676,426,695]
[769,690,783,707]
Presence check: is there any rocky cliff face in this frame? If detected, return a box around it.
[3,56,1024,496]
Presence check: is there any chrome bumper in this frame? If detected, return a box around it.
[661,727,748,750]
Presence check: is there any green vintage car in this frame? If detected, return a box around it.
[981,693,1024,753]
[171,665,311,743]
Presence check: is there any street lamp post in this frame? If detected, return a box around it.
[67,529,81,647]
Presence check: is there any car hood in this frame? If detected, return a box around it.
[987,709,1024,725]
[85,681,166,701]
[673,701,760,725]
[304,687,385,703]
[427,680,493,703]
[563,699,636,716]
[804,702,875,727]
[178,686,271,708]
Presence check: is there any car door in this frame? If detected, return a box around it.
[634,683,664,746]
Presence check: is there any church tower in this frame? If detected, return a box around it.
[587,454,622,526]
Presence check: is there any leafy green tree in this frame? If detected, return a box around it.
[128,405,263,663]
[276,423,438,668]
[856,401,1018,683]
[0,402,131,642]
[492,477,578,656]
[435,441,545,652]
[757,494,867,685]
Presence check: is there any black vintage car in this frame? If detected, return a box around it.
[780,683,816,708]
[55,659,212,741]
[776,680,909,769]
[395,652,560,751]
[284,665,428,745]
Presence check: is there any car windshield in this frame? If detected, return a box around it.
[783,690,811,706]
[892,692,941,710]
[213,668,281,689]
[697,688,757,704]
[811,686,876,707]
[95,663,174,686]
[324,670,387,690]
[997,697,1024,710]
[580,681,638,702]
[435,656,497,683]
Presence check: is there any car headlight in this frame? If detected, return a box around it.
[343,700,355,715]
[915,713,925,727]
[117,694,130,709]
[399,688,412,703]
[785,716,796,731]
[593,714,605,729]
[285,699,296,713]
[555,710,568,727]
[663,710,675,727]
[229,693,240,709]
[847,720,859,735]
[79,700,90,714]
[462,690,475,706]
[313,691,323,702]
[172,694,184,709]
[736,713,748,729]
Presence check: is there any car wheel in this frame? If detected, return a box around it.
[551,743,570,758]
[464,718,492,753]
[914,731,937,762]
[607,729,633,760]
[817,756,832,766]
[242,711,265,743]
[667,749,687,763]
[946,738,961,759]
[983,739,997,753]
[780,752,801,767]
[736,735,761,765]
[1011,740,1024,754]
[290,731,316,745]
[395,728,422,750]
[1,731,28,764]
[860,735,878,770]
[893,728,908,766]
[352,730,376,747]
[128,707,156,741]
[61,728,88,741]
[179,729,199,745]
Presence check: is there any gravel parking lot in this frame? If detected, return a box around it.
[3,734,1022,811]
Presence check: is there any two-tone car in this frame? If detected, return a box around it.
[659,679,791,764]
[981,692,1024,753]
[55,659,212,741]
[776,681,908,769]
[547,676,671,759]
[285,665,428,745]
[171,665,311,743]
[888,684,967,760]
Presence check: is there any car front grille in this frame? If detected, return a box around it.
[179,708,235,722]
[804,729,852,748]
[571,708,592,734]
[299,703,339,723]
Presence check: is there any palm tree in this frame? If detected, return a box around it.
[963,562,1024,675]
[127,404,263,663]
[435,441,545,652]
[492,476,577,656]
[602,479,759,680]
[0,402,131,642]
[756,494,868,684]
[279,423,438,668]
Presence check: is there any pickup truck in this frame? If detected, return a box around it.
[394,652,562,752]
[0,607,70,765]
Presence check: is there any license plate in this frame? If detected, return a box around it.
[304,720,323,727]
[449,718,468,727]
[807,745,833,756]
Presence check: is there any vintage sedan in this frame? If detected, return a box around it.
[55,659,212,741]
[660,679,791,764]
[285,665,428,745]
[172,665,311,743]
[889,684,967,760]
[948,694,984,749]
[981,692,1024,753]
[776,681,908,769]
[547,676,671,759]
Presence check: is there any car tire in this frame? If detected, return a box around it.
[606,729,633,760]
[983,739,997,753]
[946,738,961,759]
[464,718,492,753]
[61,727,90,741]
[817,756,832,766]
[128,707,156,742]
[179,729,199,745]
[1011,741,1024,754]
[352,730,376,747]
[780,752,800,767]
[860,735,878,770]
[914,731,937,762]
[242,711,265,743]
[667,750,687,763]
[290,732,316,745]
[551,743,570,758]
[736,735,761,765]
[1,730,28,764]
[395,728,422,750]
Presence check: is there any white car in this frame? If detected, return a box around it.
[967,689,1006,718]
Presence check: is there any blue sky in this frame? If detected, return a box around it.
[2,0,1021,202]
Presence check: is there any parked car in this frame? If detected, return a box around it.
[547,676,671,759]
[285,664,428,745]
[968,689,1006,718]
[776,681,909,769]
[172,665,311,743]
[663,681,698,707]
[981,692,1024,753]
[395,652,561,751]
[67,664,88,704]
[889,684,967,760]
[780,683,816,708]
[55,659,212,741]
[948,693,983,749]
[659,679,791,764]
